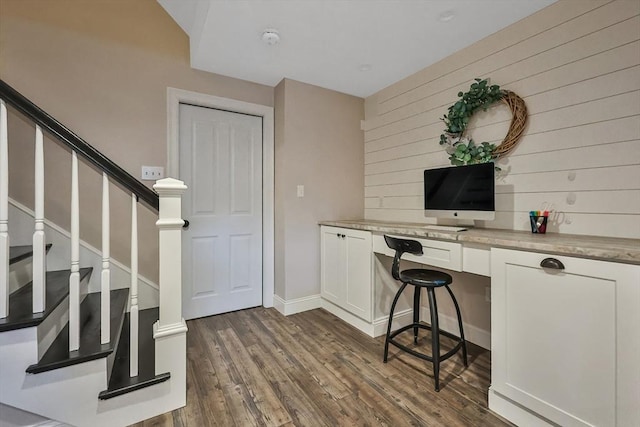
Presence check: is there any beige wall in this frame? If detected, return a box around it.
[364,0,640,239]
[364,0,640,341]
[275,79,364,300]
[0,0,273,282]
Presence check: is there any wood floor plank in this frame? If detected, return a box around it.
[131,307,513,427]
[255,310,351,400]
[185,320,235,427]
[245,343,336,426]
[217,328,293,426]
[242,311,353,426]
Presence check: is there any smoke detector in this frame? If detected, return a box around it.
[438,10,456,22]
[262,29,280,46]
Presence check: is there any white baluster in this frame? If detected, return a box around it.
[0,99,9,318]
[32,125,46,313]
[69,151,80,351]
[101,173,110,344]
[130,193,138,377]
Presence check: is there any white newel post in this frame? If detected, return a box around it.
[130,193,139,377]
[32,125,46,313]
[69,151,80,351]
[153,178,188,406]
[101,173,110,344]
[0,99,8,318]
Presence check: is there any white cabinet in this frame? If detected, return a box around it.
[490,248,640,427]
[320,226,372,322]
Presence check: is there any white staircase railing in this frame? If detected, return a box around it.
[69,151,80,351]
[0,80,187,417]
[130,193,139,377]
[0,99,8,319]
[101,173,110,344]
[33,124,46,313]
[153,178,188,398]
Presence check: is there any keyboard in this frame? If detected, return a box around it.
[423,225,468,232]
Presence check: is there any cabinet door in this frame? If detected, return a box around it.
[491,248,640,427]
[344,230,372,322]
[320,226,345,305]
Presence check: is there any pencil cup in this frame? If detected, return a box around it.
[530,215,548,234]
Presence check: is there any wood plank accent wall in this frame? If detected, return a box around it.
[363,0,640,239]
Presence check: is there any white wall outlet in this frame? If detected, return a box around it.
[141,166,165,181]
[297,185,304,198]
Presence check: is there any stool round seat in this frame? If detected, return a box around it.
[383,235,468,392]
[399,269,452,287]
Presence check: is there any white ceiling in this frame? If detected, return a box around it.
[158,0,557,98]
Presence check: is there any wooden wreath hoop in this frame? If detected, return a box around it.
[440,79,528,166]
[492,90,528,159]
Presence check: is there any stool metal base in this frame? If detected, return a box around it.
[383,284,468,392]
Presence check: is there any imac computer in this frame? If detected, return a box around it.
[424,163,495,221]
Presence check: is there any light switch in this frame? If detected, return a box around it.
[297,185,304,198]
[141,166,165,181]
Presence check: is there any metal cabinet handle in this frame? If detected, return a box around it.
[540,258,564,270]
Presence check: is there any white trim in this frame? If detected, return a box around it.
[489,388,553,427]
[320,299,413,338]
[372,308,413,337]
[166,87,275,309]
[319,298,490,349]
[273,294,321,316]
[8,197,159,292]
[320,299,377,337]
[420,307,491,350]
[153,319,188,339]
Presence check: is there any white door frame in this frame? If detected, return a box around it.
[166,87,274,308]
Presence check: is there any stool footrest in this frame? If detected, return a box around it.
[387,323,465,364]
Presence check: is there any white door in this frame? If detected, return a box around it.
[179,103,263,320]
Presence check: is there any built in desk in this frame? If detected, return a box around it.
[318,219,640,427]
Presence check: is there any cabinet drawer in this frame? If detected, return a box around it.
[372,234,462,271]
[463,244,491,277]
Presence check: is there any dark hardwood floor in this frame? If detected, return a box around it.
[132,307,512,427]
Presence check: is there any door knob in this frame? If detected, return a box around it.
[183,219,190,229]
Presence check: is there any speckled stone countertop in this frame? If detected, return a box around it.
[319,220,640,265]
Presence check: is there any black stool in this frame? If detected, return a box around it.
[383,235,468,391]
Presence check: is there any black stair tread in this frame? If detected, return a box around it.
[99,308,171,400]
[9,244,53,265]
[0,268,92,332]
[26,288,129,374]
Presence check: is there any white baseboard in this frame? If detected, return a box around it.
[273,294,321,316]
[8,198,159,309]
[421,307,491,350]
[318,298,490,349]
[488,388,551,427]
[320,299,377,337]
[373,308,413,337]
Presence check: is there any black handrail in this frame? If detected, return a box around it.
[0,79,159,211]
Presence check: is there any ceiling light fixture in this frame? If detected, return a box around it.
[359,64,373,72]
[438,10,455,22]
[261,29,280,46]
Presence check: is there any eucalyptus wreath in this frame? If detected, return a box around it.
[439,78,503,166]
